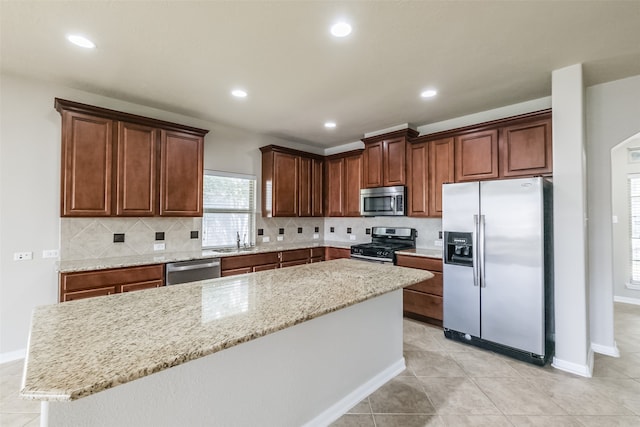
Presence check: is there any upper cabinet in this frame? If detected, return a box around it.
[56,99,207,217]
[324,150,364,217]
[500,118,552,177]
[260,145,323,217]
[361,129,418,188]
[454,129,499,182]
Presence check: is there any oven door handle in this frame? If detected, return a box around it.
[350,254,393,263]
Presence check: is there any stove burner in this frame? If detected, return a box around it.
[350,227,417,262]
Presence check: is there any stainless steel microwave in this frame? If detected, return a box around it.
[360,186,406,216]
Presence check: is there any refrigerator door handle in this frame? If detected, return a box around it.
[473,214,479,287]
[479,214,486,288]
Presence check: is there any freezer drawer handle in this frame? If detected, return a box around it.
[479,215,486,288]
[166,261,220,272]
[473,215,479,287]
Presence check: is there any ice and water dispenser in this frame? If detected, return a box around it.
[444,232,473,267]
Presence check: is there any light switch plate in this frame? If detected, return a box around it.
[153,243,166,251]
[277,236,284,241]
[349,235,356,241]
[434,239,443,247]
[313,233,319,239]
[262,236,270,243]
[42,249,59,258]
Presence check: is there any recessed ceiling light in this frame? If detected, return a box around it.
[67,34,95,49]
[421,89,438,98]
[231,89,248,98]
[330,22,352,37]
[324,121,337,129]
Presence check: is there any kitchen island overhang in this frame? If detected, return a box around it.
[21,259,432,426]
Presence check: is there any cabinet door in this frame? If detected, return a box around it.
[407,142,429,217]
[61,111,113,216]
[500,118,552,177]
[325,158,345,217]
[383,137,406,186]
[362,141,383,188]
[325,247,351,260]
[273,152,298,217]
[298,156,312,217]
[429,137,455,216]
[116,122,158,216]
[160,130,203,216]
[312,158,324,217]
[344,154,363,216]
[454,130,498,182]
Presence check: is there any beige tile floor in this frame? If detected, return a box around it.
[1,303,640,427]
[332,302,640,427]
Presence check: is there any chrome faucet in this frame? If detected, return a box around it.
[236,231,241,249]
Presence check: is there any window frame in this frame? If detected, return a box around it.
[628,173,640,287]
[202,170,256,249]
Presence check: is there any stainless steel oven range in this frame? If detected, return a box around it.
[350,227,417,263]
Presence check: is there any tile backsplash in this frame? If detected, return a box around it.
[60,217,202,260]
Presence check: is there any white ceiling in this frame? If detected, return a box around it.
[1,1,639,148]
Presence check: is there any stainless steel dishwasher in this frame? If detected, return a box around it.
[165,258,221,285]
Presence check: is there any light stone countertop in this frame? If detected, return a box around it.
[56,240,359,273]
[21,259,433,402]
[396,247,443,259]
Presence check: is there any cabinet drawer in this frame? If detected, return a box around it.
[406,272,443,296]
[60,264,164,292]
[221,252,280,271]
[120,280,163,293]
[403,289,443,320]
[280,249,310,262]
[63,286,116,302]
[396,254,442,272]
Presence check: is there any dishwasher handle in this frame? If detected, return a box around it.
[166,260,220,272]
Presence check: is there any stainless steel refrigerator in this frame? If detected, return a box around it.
[442,177,553,365]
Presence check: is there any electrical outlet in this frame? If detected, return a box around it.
[313,233,319,239]
[13,252,33,261]
[262,236,270,243]
[277,236,284,241]
[42,249,59,258]
[153,243,165,251]
[349,235,356,241]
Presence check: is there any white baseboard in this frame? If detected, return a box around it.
[591,341,620,358]
[303,358,405,427]
[552,348,593,378]
[614,295,640,305]
[0,348,26,364]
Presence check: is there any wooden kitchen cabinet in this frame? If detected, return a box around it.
[325,247,351,260]
[406,137,454,218]
[116,122,158,216]
[324,150,364,217]
[361,129,418,188]
[280,248,311,268]
[159,130,204,216]
[221,252,281,276]
[429,137,455,216]
[56,98,208,218]
[396,254,443,325]
[60,110,114,217]
[260,146,323,217]
[59,264,164,302]
[500,117,552,177]
[454,129,499,182]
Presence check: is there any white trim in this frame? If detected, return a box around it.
[552,347,594,378]
[624,282,640,290]
[364,123,411,138]
[614,295,640,305]
[591,342,621,358]
[0,348,26,364]
[302,358,405,427]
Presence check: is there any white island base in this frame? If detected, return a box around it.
[43,290,404,427]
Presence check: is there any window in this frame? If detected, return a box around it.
[202,171,256,248]
[629,174,640,284]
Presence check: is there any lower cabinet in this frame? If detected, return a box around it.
[59,264,164,302]
[395,254,443,325]
[220,247,328,277]
[324,247,351,260]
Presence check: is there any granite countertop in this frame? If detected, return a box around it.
[56,240,359,273]
[396,247,443,259]
[21,259,432,402]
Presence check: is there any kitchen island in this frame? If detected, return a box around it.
[21,259,432,427]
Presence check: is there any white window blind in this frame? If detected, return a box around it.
[202,171,256,248]
[629,174,640,284]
